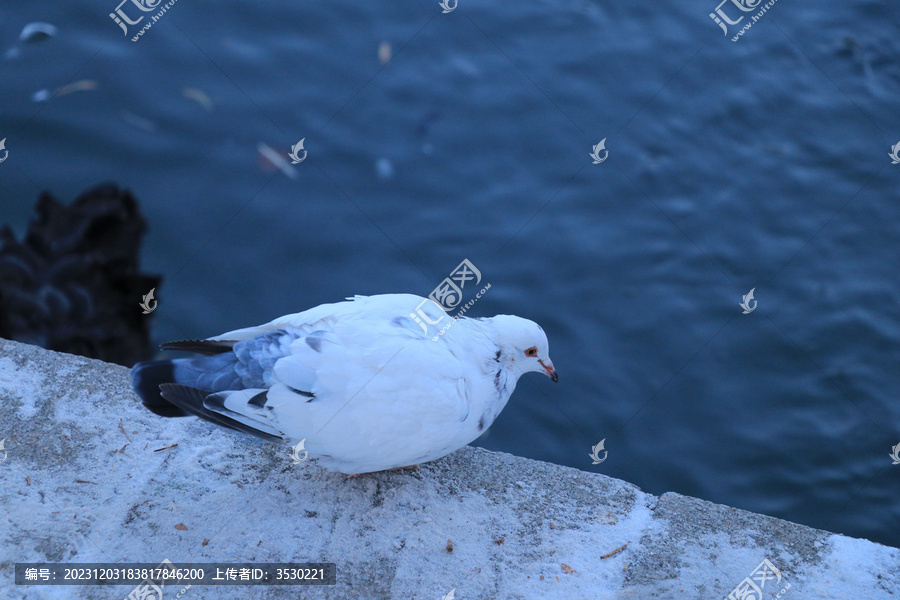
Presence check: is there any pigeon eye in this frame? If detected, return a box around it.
[525,346,538,357]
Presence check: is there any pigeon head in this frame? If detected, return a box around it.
[489,315,558,382]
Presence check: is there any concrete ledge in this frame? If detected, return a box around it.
[0,338,897,599]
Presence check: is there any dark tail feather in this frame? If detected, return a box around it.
[131,360,187,417]
[159,384,282,442]
[160,339,237,355]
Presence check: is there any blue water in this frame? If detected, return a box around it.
[2,0,899,549]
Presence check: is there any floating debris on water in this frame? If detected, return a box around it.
[122,111,158,132]
[32,80,98,103]
[182,87,214,111]
[57,80,99,96]
[378,41,391,65]
[20,22,58,42]
[376,157,394,180]
[257,142,298,180]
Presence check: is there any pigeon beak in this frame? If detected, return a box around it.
[539,359,558,383]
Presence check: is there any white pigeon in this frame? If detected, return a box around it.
[131,294,557,475]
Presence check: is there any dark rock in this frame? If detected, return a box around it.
[0,183,160,365]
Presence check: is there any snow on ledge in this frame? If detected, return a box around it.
[0,337,896,599]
